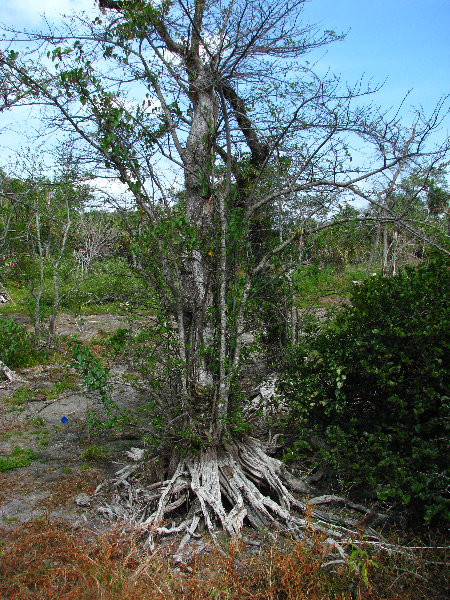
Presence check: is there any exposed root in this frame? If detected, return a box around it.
[97,436,386,561]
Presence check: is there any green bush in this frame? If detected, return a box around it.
[0,318,39,368]
[62,257,143,312]
[80,444,106,461]
[282,256,449,523]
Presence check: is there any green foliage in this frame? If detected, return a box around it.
[348,546,379,591]
[104,327,130,354]
[310,206,369,272]
[42,377,76,399]
[80,444,106,461]
[282,256,450,523]
[2,386,31,408]
[0,318,40,368]
[292,263,371,307]
[65,257,143,312]
[0,447,35,472]
[70,338,122,430]
[293,264,337,305]
[7,256,141,317]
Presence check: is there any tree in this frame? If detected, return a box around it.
[0,160,90,338]
[363,167,450,275]
[74,210,120,274]
[0,0,449,550]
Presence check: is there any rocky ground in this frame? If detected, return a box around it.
[0,313,143,531]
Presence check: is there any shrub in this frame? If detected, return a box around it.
[0,317,39,368]
[80,444,106,461]
[282,256,449,523]
[62,257,144,311]
[0,447,35,472]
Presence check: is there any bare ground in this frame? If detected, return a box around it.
[0,313,141,530]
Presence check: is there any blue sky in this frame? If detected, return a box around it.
[302,0,449,120]
[0,0,448,156]
[1,0,448,107]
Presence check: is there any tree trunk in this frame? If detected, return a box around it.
[31,204,45,338]
[366,223,381,275]
[48,195,71,343]
[182,66,220,418]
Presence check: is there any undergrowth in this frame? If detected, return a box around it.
[0,317,41,368]
[0,447,35,472]
[283,256,450,524]
[0,520,447,599]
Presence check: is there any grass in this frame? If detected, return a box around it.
[42,377,77,400]
[0,283,28,316]
[2,386,30,413]
[0,255,145,321]
[3,387,31,405]
[1,429,23,441]
[0,520,447,600]
[80,444,107,461]
[0,447,35,472]
[2,516,19,523]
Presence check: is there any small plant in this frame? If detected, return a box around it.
[80,445,106,461]
[3,386,30,407]
[0,317,41,368]
[105,327,130,354]
[2,516,19,523]
[0,447,35,472]
[348,545,379,592]
[42,377,76,400]
[70,338,124,431]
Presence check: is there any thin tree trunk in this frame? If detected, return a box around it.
[382,223,389,275]
[48,196,71,342]
[31,203,45,338]
[366,223,381,275]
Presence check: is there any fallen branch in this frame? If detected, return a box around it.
[0,359,23,383]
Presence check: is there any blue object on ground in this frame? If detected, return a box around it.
[61,416,68,424]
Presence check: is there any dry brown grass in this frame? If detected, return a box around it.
[0,471,33,503]
[0,520,446,600]
[39,468,103,511]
